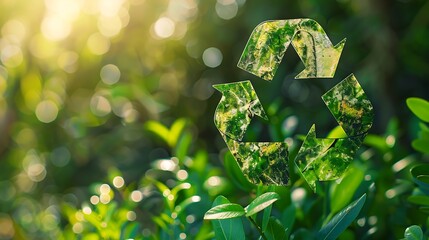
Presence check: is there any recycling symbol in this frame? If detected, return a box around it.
[213,19,374,191]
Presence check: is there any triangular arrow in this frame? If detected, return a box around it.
[214,81,290,185]
[213,81,267,141]
[237,19,346,80]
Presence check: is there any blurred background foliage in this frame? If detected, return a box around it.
[0,0,428,239]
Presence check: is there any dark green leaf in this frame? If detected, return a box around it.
[418,207,429,214]
[410,165,429,194]
[292,228,316,240]
[407,98,429,122]
[223,151,255,191]
[245,192,280,216]
[175,195,201,216]
[404,225,423,240]
[265,217,287,240]
[318,194,366,240]
[204,203,245,220]
[282,204,296,237]
[209,196,245,240]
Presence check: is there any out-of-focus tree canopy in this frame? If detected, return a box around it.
[0,0,428,239]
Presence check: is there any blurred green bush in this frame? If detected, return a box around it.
[0,0,428,239]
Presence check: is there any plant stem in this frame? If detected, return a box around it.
[248,216,268,240]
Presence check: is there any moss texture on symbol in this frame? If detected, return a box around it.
[214,81,290,185]
[237,19,346,80]
[295,74,374,191]
[215,19,373,190]
[213,81,267,141]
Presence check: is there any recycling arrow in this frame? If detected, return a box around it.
[295,74,374,190]
[214,18,374,191]
[214,81,289,185]
[238,19,346,80]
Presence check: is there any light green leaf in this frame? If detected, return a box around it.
[265,217,287,240]
[245,192,280,216]
[404,225,424,240]
[318,194,366,240]
[330,163,365,214]
[412,139,429,154]
[407,195,429,206]
[145,121,170,145]
[209,196,245,240]
[169,118,187,146]
[407,97,429,122]
[327,126,347,138]
[204,203,246,220]
[262,204,272,232]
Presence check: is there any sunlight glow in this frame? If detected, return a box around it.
[112,176,125,188]
[130,190,143,202]
[202,47,223,68]
[153,17,175,39]
[87,33,111,55]
[41,14,72,41]
[100,64,121,85]
[35,100,59,123]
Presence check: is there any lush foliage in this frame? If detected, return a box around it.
[0,1,428,239]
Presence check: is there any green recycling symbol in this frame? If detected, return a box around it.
[213,19,374,191]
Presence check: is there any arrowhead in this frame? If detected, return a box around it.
[295,124,358,191]
[295,38,346,79]
[322,73,374,143]
[213,81,267,140]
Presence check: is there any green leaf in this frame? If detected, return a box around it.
[330,163,365,214]
[364,134,389,152]
[418,207,429,214]
[407,195,429,206]
[404,225,424,240]
[327,126,347,138]
[209,196,245,240]
[282,204,296,237]
[318,194,366,240]
[412,139,429,154]
[204,203,246,220]
[223,151,255,191]
[145,121,170,146]
[245,192,280,217]
[410,165,429,194]
[262,204,272,232]
[407,97,429,122]
[174,131,192,161]
[169,118,187,146]
[174,195,201,216]
[265,217,288,240]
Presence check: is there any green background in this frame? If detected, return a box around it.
[0,0,428,239]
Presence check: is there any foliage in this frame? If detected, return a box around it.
[0,1,429,240]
